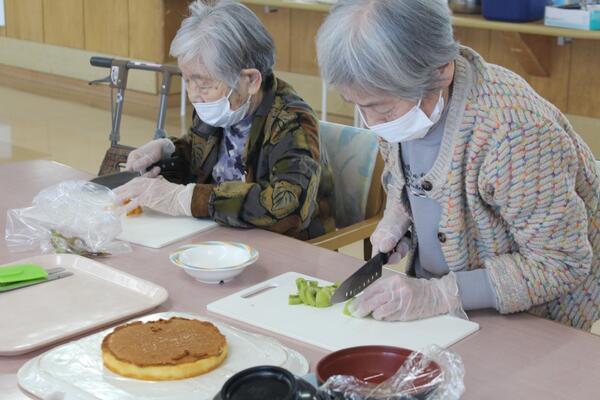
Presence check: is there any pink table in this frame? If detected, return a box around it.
[1,160,599,399]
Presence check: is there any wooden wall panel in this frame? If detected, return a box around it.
[568,40,600,119]
[164,0,189,62]
[43,0,84,49]
[454,27,491,59]
[247,4,291,72]
[5,0,44,42]
[290,10,325,76]
[128,0,164,62]
[487,31,571,112]
[84,0,128,57]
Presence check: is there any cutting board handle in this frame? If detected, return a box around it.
[240,283,278,299]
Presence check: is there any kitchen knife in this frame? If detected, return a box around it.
[90,171,141,190]
[330,251,391,304]
[90,156,187,189]
[0,271,73,293]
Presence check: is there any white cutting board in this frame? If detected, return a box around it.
[118,208,218,249]
[207,272,480,352]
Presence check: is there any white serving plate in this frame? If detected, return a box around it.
[0,254,168,355]
[18,312,309,400]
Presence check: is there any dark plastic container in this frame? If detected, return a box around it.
[213,366,322,400]
[482,0,547,22]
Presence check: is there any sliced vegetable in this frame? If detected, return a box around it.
[289,278,340,308]
[315,289,331,308]
[305,287,317,306]
[343,298,355,317]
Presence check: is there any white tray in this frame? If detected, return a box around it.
[0,254,168,355]
[18,312,309,400]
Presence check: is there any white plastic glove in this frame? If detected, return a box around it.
[371,205,411,264]
[348,272,467,322]
[114,176,195,217]
[125,139,175,174]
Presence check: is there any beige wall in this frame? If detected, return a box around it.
[0,37,158,93]
[2,0,187,62]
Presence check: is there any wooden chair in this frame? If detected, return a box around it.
[309,121,385,261]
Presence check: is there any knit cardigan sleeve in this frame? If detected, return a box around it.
[479,117,593,314]
[378,140,412,236]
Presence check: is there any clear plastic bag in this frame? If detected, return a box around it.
[318,345,464,400]
[5,180,131,256]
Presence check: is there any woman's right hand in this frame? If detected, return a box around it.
[125,138,175,173]
[371,217,410,264]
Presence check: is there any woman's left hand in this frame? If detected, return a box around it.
[114,176,195,217]
[348,273,467,322]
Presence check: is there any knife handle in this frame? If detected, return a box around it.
[380,251,391,265]
[150,156,190,184]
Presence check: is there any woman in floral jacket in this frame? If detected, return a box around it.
[116,0,334,240]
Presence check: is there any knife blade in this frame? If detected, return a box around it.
[330,252,390,304]
[90,171,141,189]
[0,271,74,293]
[90,156,187,189]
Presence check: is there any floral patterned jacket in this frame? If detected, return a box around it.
[171,74,335,240]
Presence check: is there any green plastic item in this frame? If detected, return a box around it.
[0,277,47,292]
[0,264,48,285]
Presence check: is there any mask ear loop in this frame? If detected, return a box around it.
[227,76,254,105]
[226,77,254,117]
[356,106,370,128]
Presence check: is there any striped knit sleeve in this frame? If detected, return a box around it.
[378,140,412,235]
[479,118,593,314]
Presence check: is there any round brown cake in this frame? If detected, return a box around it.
[101,317,228,381]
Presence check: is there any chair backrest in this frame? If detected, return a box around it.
[319,121,384,228]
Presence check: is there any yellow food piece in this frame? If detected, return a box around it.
[123,199,143,217]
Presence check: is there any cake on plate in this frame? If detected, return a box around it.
[101,317,228,381]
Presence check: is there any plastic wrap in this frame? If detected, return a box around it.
[318,345,464,400]
[5,180,130,256]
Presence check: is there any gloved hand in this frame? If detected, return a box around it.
[114,176,195,217]
[125,139,175,174]
[348,272,467,322]
[371,205,411,264]
[372,234,410,264]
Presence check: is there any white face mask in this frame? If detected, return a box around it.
[359,92,445,143]
[193,89,252,128]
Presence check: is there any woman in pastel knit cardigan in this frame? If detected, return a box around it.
[317,0,599,331]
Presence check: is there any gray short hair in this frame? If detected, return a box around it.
[170,0,275,88]
[316,0,459,100]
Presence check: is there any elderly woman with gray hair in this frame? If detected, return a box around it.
[317,0,599,330]
[115,0,335,239]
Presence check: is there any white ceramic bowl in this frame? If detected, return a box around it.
[169,242,259,284]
